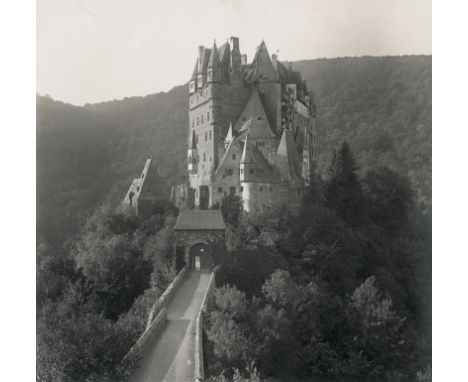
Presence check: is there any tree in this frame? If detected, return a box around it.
[363,167,414,234]
[349,276,413,378]
[220,194,244,228]
[325,141,365,226]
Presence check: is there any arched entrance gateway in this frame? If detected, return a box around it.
[173,210,226,272]
[189,243,213,271]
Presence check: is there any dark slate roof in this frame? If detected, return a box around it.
[240,134,280,184]
[218,42,230,65]
[233,90,276,137]
[174,210,226,230]
[276,129,302,181]
[215,137,243,178]
[208,41,220,68]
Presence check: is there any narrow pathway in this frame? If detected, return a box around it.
[130,271,211,382]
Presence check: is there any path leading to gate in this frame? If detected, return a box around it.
[130,271,211,382]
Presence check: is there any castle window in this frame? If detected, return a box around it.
[207,112,210,121]
[201,115,204,124]
[203,153,206,161]
[196,134,199,143]
[192,119,194,128]
[218,187,223,193]
[240,168,244,174]
[227,169,233,176]
[205,132,207,141]
[232,154,236,160]
[136,187,140,192]
[270,185,273,191]
[230,186,236,194]
[249,168,254,174]
[210,156,212,162]
[197,117,200,126]
[209,131,212,140]
[260,186,263,192]
[240,186,244,192]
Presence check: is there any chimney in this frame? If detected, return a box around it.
[230,37,239,51]
[271,53,278,70]
[197,45,204,71]
[241,54,247,65]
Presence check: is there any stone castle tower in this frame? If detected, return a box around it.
[173,37,317,213]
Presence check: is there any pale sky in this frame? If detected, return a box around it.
[37,0,432,105]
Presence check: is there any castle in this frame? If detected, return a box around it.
[173,37,317,213]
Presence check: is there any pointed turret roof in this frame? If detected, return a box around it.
[224,122,234,143]
[208,41,220,68]
[189,129,197,150]
[218,41,230,65]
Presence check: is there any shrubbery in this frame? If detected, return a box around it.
[36,203,178,381]
[205,142,431,382]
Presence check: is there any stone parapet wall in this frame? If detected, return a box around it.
[195,271,216,381]
[145,265,188,328]
[122,307,167,365]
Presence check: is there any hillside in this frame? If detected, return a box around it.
[37,55,431,248]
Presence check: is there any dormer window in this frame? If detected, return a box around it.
[197,75,203,88]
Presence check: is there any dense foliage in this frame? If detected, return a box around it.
[36,203,179,382]
[37,55,431,250]
[205,142,431,382]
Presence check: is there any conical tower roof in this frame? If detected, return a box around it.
[208,40,220,68]
[189,129,197,150]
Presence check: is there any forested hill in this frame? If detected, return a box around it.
[292,56,431,210]
[37,55,431,248]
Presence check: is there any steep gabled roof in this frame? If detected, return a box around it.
[240,134,280,183]
[174,210,226,230]
[215,136,242,177]
[276,129,302,181]
[233,90,277,137]
[245,41,279,83]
